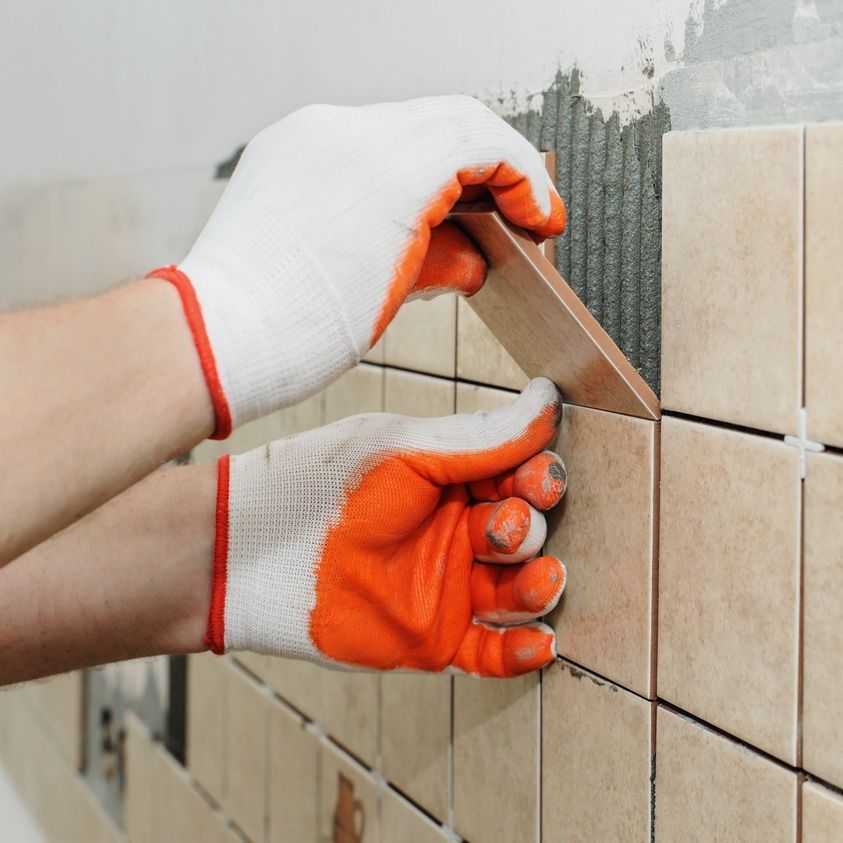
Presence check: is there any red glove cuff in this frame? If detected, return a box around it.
[147,265,232,440]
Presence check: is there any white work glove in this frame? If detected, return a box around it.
[207,378,568,677]
[150,96,566,437]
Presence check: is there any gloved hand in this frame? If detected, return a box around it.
[150,96,566,438]
[207,377,568,677]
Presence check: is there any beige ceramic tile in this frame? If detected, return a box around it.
[317,669,380,768]
[26,670,83,769]
[319,740,380,843]
[655,706,797,843]
[265,656,323,721]
[384,368,455,417]
[223,660,269,842]
[269,699,319,843]
[542,660,653,842]
[186,653,227,805]
[233,651,268,681]
[661,128,802,434]
[806,124,843,447]
[380,673,450,820]
[803,780,843,842]
[455,381,518,414]
[124,713,158,843]
[453,673,538,843]
[545,405,657,697]
[126,713,238,843]
[803,451,843,787]
[324,363,384,423]
[456,296,530,391]
[384,293,457,377]
[192,391,327,465]
[658,417,800,763]
[381,785,449,842]
[266,656,379,768]
[364,328,386,364]
[5,693,124,843]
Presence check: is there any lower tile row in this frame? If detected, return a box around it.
[183,654,843,843]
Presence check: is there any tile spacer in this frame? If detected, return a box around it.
[783,408,825,479]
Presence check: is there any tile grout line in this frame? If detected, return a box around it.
[226,657,460,840]
[536,668,542,843]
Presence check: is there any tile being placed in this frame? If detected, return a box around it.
[456,296,529,391]
[383,293,457,377]
[223,660,269,843]
[380,673,450,820]
[453,673,538,843]
[384,368,455,417]
[658,417,800,763]
[542,660,654,842]
[545,405,657,697]
[655,706,797,843]
[269,698,319,843]
[661,127,802,434]
[319,739,380,843]
[806,124,843,447]
[803,780,843,842]
[803,451,843,787]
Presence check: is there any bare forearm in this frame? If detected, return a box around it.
[0,280,214,564]
[0,463,215,685]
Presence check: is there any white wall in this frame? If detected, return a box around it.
[0,0,693,188]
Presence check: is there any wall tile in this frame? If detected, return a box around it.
[803,451,843,787]
[381,673,450,820]
[25,671,83,769]
[658,417,800,763]
[265,656,322,721]
[223,660,269,842]
[542,660,653,843]
[454,674,538,843]
[384,368,455,416]
[324,363,384,423]
[655,706,797,843]
[233,651,268,681]
[381,785,449,842]
[803,780,843,842]
[384,294,457,378]
[661,128,802,434]
[316,669,380,768]
[319,740,380,843]
[187,653,227,805]
[545,406,657,697]
[3,693,124,843]
[806,124,843,447]
[269,699,319,843]
[266,657,380,769]
[126,713,238,843]
[456,297,529,391]
[455,381,517,414]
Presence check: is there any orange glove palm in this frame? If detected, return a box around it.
[210,378,567,678]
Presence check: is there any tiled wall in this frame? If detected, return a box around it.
[2,124,843,841]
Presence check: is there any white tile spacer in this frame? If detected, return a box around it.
[784,408,825,479]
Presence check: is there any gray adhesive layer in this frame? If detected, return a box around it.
[509,70,669,394]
